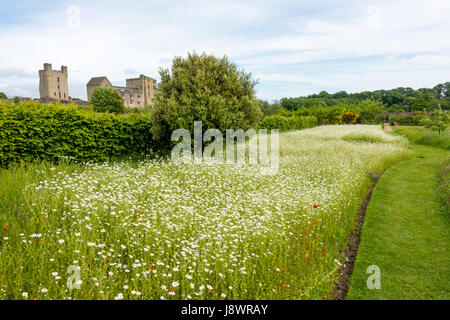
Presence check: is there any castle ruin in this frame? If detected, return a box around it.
[87,74,157,108]
[39,63,69,101]
[37,63,156,108]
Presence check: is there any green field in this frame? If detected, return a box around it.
[0,125,410,300]
[392,126,450,150]
[347,144,449,299]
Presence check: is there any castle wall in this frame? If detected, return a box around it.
[39,63,69,100]
[87,78,112,101]
[87,74,157,109]
[126,75,157,107]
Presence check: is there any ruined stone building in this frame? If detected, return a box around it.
[87,74,157,108]
[39,63,69,101]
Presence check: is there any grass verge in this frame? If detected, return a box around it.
[347,144,449,299]
[392,126,450,150]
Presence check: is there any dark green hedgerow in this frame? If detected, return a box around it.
[0,101,161,167]
[260,115,318,132]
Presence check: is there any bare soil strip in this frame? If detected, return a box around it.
[384,123,393,132]
[333,178,379,300]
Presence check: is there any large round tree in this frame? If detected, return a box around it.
[90,87,125,114]
[150,52,262,140]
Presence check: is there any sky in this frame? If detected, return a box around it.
[0,0,449,101]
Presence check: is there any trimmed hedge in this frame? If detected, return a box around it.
[260,115,318,132]
[0,101,158,167]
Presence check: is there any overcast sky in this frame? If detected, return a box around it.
[1,0,449,101]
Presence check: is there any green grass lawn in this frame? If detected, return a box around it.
[347,144,449,300]
[392,126,450,150]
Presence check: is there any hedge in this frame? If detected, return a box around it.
[0,101,159,167]
[260,115,318,132]
[388,113,424,125]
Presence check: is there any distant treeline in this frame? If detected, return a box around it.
[259,82,450,116]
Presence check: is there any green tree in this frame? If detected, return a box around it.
[259,99,281,117]
[411,92,437,111]
[90,87,125,113]
[150,52,262,140]
[421,105,449,135]
[356,99,386,124]
[0,92,7,99]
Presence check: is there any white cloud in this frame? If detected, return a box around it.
[0,67,36,78]
[401,55,450,67]
[0,0,449,100]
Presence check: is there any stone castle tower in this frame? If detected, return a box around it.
[39,63,69,101]
[87,74,156,108]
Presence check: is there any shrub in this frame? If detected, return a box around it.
[389,113,424,125]
[0,101,158,167]
[421,106,449,135]
[293,106,359,125]
[355,99,386,124]
[260,115,318,132]
[90,87,125,114]
[150,52,262,142]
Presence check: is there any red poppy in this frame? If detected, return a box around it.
[42,216,47,220]
[32,296,36,300]
[313,205,318,208]
[33,239,38,243]
[322,249,326,252]
[2,227,7,231]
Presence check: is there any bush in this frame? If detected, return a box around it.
[0,101,158,167]
[293,106,359,125]
[260,115,318,132]
[90,87,125,114]
[355,99,386,124]
[389,113,424,125]
[150,52,262,142]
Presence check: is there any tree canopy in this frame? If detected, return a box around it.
[421,105,450,135]
[150,52,262,140]
[90,87,125,114]
[277,82,450,112]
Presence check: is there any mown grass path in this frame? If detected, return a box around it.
[347,144,449,299]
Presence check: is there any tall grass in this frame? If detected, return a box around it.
[392,126,450,150]
[0,126,410,300]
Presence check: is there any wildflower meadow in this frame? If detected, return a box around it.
[0,125,410,300]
